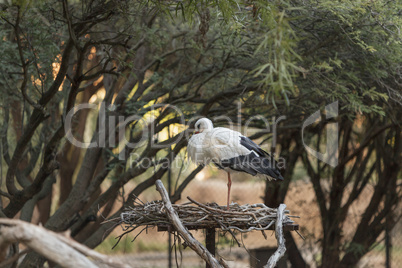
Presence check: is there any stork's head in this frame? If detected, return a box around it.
[194,118,213,133]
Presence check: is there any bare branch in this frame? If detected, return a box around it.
[264,204,287,268]
[338,123,394,168]
[0,219,129,268]
[0,219,97,268]
[62,0,79,49]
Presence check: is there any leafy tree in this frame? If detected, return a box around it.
[261,1,401,267]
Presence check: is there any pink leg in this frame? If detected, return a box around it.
[226,172,232,210]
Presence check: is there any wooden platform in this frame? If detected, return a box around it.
[157,222,299,232]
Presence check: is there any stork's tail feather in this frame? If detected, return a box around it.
[257,157,283,181]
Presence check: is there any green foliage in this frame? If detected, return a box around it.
[252,1,302,105]
[0,2,63,104]
[287,0,401,117]
[147,0,237,23]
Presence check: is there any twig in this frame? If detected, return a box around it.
[56,232,130,268]
[188,197,257,217]
[264,204,287,268]
[155,179,223,268]
[226,229,241,247]
[295,230,305,240]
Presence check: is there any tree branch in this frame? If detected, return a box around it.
[338,123,394,168]
[264,204,287,268]
[13,7,41,110]
[0,219,129,268]
[0,219,97,268]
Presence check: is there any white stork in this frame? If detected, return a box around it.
[187,118,284,210]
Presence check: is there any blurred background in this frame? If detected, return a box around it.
[0,0,400,267]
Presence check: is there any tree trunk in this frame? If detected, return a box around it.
[37,190,52,224]
[285,232,308,268]
[320,225,341,268]
[58,90,95,206]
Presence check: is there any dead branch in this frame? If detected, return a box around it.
[0,219,129,268]
[155,179,223,268]
[264,204,287,268]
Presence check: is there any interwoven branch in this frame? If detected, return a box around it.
[118,189,297,234]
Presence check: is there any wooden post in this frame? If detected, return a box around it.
[385,217,391,268]
[205,228,216,268]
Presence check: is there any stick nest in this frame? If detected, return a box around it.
[119,197,296,233]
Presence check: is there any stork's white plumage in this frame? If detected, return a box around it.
[187,118,284,209]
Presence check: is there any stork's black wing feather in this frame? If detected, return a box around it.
[219,153,284,180]
[210,134,284,181]
[215,136,284,181]
[239,136,269,157]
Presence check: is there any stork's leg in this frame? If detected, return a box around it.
[226,172,232,210]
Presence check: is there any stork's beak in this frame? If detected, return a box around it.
[194,131,200,134]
